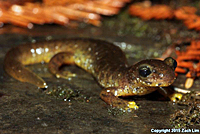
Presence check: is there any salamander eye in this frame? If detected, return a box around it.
[139,66,152,77]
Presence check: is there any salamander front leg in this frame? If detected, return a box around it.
[48,52,76,79]
[100,88,139,110]
[158,87,183,102]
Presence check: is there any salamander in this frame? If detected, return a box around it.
[4,38,182,110]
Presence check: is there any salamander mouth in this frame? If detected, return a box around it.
[137,78,174,87]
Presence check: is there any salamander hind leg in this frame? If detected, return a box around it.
[48,52,76,79]
[100,88,139,111]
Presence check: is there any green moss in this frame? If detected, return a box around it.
[107,107,128,116]
[46,86,79,101]
[103,10,150,37]
[170,92,200,128]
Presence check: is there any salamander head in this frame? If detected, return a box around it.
[129,57,177,87]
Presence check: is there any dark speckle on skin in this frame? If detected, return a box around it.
[144,81,152,85]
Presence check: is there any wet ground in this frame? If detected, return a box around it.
[0,4,200,134]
